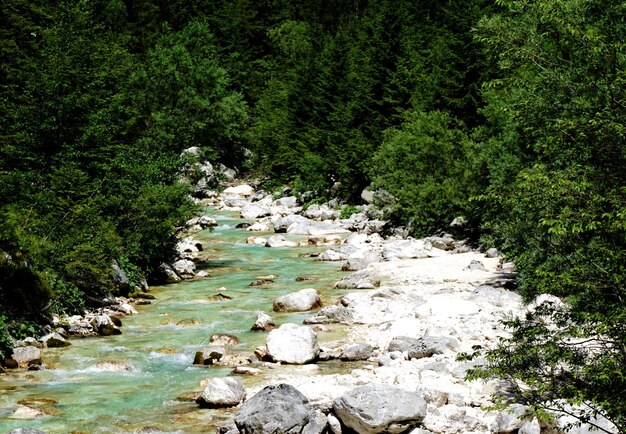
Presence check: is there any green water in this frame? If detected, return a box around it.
[0,210,348,433]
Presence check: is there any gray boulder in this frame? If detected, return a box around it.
[266,323,319,364]
[407,336,459,360]
[332,384,427,434]
[273,214,310,232]
[196,377,246,408]
[171,259,196,279]
[111,261,130,292]
[304,306,353,324]
[341,343,374,361]
[342,250,382,271]
[335,269,381,289]
[40,332,71,348]
[159,263,181,283]
[387,336,420,353]
[90,314,121,336]
[273,288,322,312]
[235,384,321,434]
[241,202,271,219]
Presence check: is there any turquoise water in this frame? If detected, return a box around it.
[0,210,348,433]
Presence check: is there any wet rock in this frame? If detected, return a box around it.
[210,334,240,346]
[335,269,381,289]
[246,236,268,245]
[308,235,342,246]
[266,323,319,364]
[5,346,42,369]
[295,276,319,282]
[235,384,319,434]
[90,315,122,336]
[40,332,71,348]
[232,366,262,376]
[332,384,427,434]
[196,377,246,408]
[206,293,232,302]
[265,235,298,248]
[341,343,374,361]
[7,428,47,433]
[251,312,276,331]
[194,346,226,365]
[94,360,133,372]
[9,405,46,419]
[236,222,251,229]
[249,279,274,287]
[273,288,322,312]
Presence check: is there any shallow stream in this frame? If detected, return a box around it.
[0,209,349,433]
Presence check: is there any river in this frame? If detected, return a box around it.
[0,209,348,433]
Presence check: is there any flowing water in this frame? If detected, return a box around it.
[0,210,349,433]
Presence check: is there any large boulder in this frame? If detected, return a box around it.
[332,384,427,434]
[273,288,322,312]
[240,202,271,219]
[5,346,42,369]
[266,323,319,364]
[223,184,255,197]
[406,336,459,360]
[158,263,182,283]
[272,214,310,232]
[40,332,71,348]
[111,261,130,292]
[235,384,322,434]
[171,259,196,279]
[196,377,246,408]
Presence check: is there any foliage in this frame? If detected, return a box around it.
[370,110,479,235]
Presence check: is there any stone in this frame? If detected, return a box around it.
[341,343,374,361]
[247,221,271,232]
[6,346,42,369]
[235,384,319,434]
[94,360,133,372]
[186,215,218,229]
[387,336,420,353]
[9,405,46,419]
[468,259,487,271]
[341,250,382,271]
[40,332,71,348]
[223,184,255,197]
[407,336,458,360]
[327,413,342,434]
[210,334,240,346]
[273,214,310,232]
[266,323,319,364]
[304,306,353,324]
[265,235,298,248]
[249,279,274,287]
[335,269,381,289]
[90,314,122,336]
[177,237,203,253]
[332,384,427,434]
[240,202,271,219]
[361,188,375,203]
[159,262,181,283]
[273,288,322,312]
[317,249,346,261]
[246,236,268,245]
[273,196,299,208]
[7,429,47,434]
[196,377,246,408]
[485,247,499,258]
[117,303,139,315]
[251,312,276,331]
[194,346,226,365]
[232,366,262,376]
[424,235,455,251]
[171,259,196,279]
[111,260,130,292]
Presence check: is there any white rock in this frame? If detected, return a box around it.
[196,377,246,408]
[273,288,322,312]
[223,184,255,197]
[266,323,319,364]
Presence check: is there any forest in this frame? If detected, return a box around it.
[1,0,624,430]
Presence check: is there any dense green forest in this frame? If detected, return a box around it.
[1,0,624,429]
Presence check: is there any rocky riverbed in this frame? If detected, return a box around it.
[186,182,616,434]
